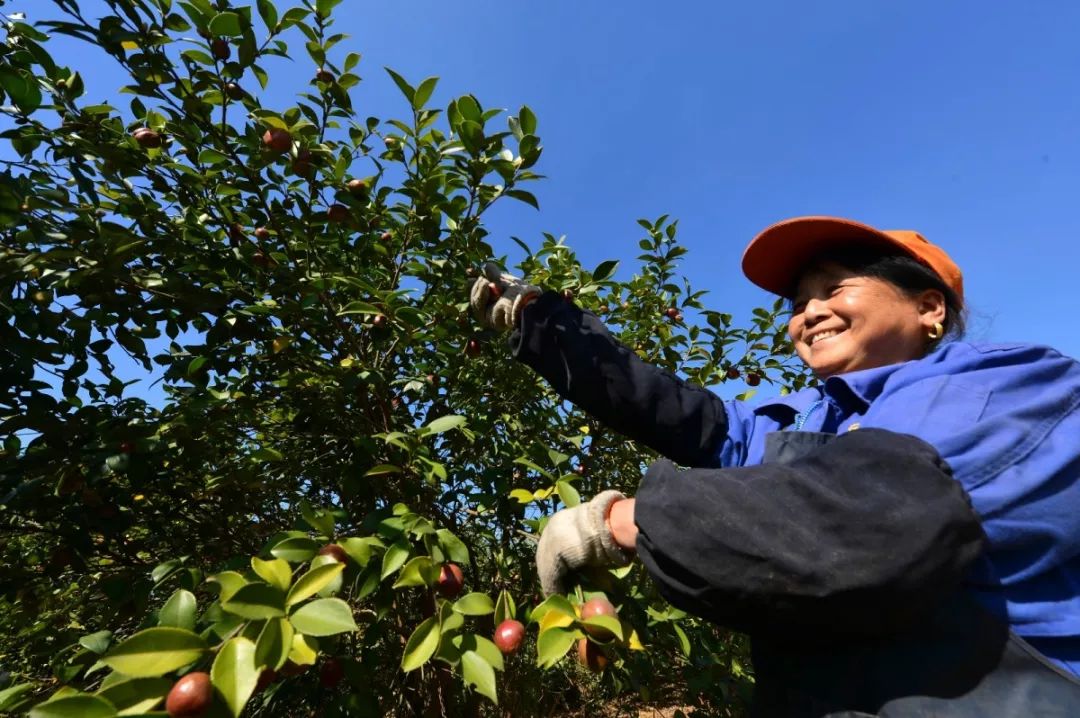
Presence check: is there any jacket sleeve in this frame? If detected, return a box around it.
[634,428,986,639]
[509,291,729,467]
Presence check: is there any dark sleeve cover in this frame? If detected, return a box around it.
[509,291,729,467]
[634,428,986,639]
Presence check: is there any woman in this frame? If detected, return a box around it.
[470,216,1080,717]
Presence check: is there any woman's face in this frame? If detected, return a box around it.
[788,262,946,378]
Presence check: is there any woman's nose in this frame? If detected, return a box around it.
[803,297,830,322]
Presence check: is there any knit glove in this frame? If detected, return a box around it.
[536,490,633,596]
[469,262,541,332]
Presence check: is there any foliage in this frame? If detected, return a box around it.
[0,0,809,715]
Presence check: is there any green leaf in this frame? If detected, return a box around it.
[270,537,318,563]
[208,11,243,36]
[421,414,465,435]
[435,529,470,564]
[340,536,384,567]
[101,627,207,678]
[286,562,344,608]
[494,591,517,626]
[401,616,440,672]
[211,637,259,718]
[0,684,33,712]
[158,589,197,630]
[28,694,117,718]
[254,618,293,671]
[392,556,439,588]
[221,583,286,620]
[384,67,415,104]
[452,592,494,616]
[79,630,113,655]
[380,539,410,579]
[300,500,335,536]
[251,557,292,592]
[461,650,498,704]
[412,76,438,110]
[96,676,170,714]
[198,148,229,165]
[288,598,358,636]
[536,626,576,669]
[251,447,283,462]
[505,189,539,210]
[508,489,534,504]
[580,615,623,641]
[672,622,691,658]
[591,260,619,282]
[363,464,401,477]
[452,634,504,672]
[208,571,247,601]
[256,0,278,29]
[518,105,537,135]
[556,481,580,508]
[337,300,383,316]
[529,594,576,625]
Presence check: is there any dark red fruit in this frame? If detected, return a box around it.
[561,288,574,302]
[262,128,292,154]
[665,307,679,319]
[464,339,481,358]
[746,372,761,387]
[576,638,608,672]
[224,82,244,100]
[380,231,392,242]
[119,441,135,454]
[319,657,344,688]
[228,223,245,245]
[291,149,313,177]
[314,68,335,84]
[579,597,617,639]
[252,251,272,268]
[347,178,368,198]
[436,563,464,598]
[165,671,212,717]
[317,544,349,564]
[725,367,740,380]
[493,619,525,655]
[371,315,388,329]
[465,267,477,278]
[132,127,162,148]
[327,204,349,223]
[210,38,230,61]
[254,226,270,241]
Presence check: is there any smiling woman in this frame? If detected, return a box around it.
[471,215,1080,717]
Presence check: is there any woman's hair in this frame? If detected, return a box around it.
[795,247,967,340]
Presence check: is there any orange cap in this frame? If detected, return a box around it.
[741,216,964,302]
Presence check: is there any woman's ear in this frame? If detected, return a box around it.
[916,289,948,328]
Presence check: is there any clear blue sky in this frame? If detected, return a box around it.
[23,1,1080,367]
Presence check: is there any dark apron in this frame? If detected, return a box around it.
[751,431,1080,717]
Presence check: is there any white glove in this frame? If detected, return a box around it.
[469,262,541,332]
[536,490,632,596]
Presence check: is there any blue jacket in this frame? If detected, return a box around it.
[721,341,1080,676]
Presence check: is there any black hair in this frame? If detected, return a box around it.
[791,247,967,341]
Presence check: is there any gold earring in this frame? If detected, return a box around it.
[927,322,944,340]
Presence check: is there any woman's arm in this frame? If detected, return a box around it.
[510,292,730,467]
[630,429,985,639]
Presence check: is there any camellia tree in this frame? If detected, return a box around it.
[0,0,811,716]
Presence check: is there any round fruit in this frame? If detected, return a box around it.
[426,373,439,386]
[132,127,162,148]
[665,307,679,319]
[254,226,270,241]
[465,267,477,278]
[579,597,617,639]
[252,251,272,268]
[576,638,608,672]
[380,231,392,242]
[747,372,761,387]
[561,288,574,302]
[262,128,292,154]
[314,68,335,84]
[210,38,230,61]
[436,563,464,598]
[31,290,52,306]
[165,672,212,718]
[347,178,368,198]
[224,82,244,100]
[317,544,349,564]
[384,136,398,149]
[291,149,313,177]
[319,657,344,688]
[327,204,349,223]
[725,367,740,380]
[228,223,245,245]
[574,464,586,476]
[371,315,388,329]
[464,339,481,358]
[493,619,525,655]
[119,441,135,454]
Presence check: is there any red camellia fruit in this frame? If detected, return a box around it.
[262,128,292,153]
[119,441,135,454]
[371,315,388,329]
[291,149,313,177]
[576,638,608,672]
[346,178,368,198]
[664,307,679,319]
[165,672,213,717]
[210,38,230,61]
[319,657,344,688]
[380,231,392,242]
[725,367,740,380]
[561,288,574,302]
[579,597,618,639]
[314,68,335,84]
[327,204,349,223]
[224,82,244,100]
[252,251,273,269]
[317,544,349,564]
[493,619,525,655]
[464,338,481,358]
[436,563,464,597]
[254,226,270,242]
[132,127,161,148]
[746,372,761,387]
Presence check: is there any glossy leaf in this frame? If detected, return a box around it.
[461,650,498,704]
[211,637,259,718]
[101,628,207,678]
[452,592,494,616]
[286,562,344,607]
[288,598,358,636]
[95,677,170,714]
[254,617,294,671]
[401,615,440,672]
[221,583,286,620]
[251,557,293,592]
[28,694,117,718]
[157,589,197,630]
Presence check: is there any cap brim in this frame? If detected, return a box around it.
[741,216,913,297]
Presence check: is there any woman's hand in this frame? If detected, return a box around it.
[535,490,634,596]
[469,262,541,331]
